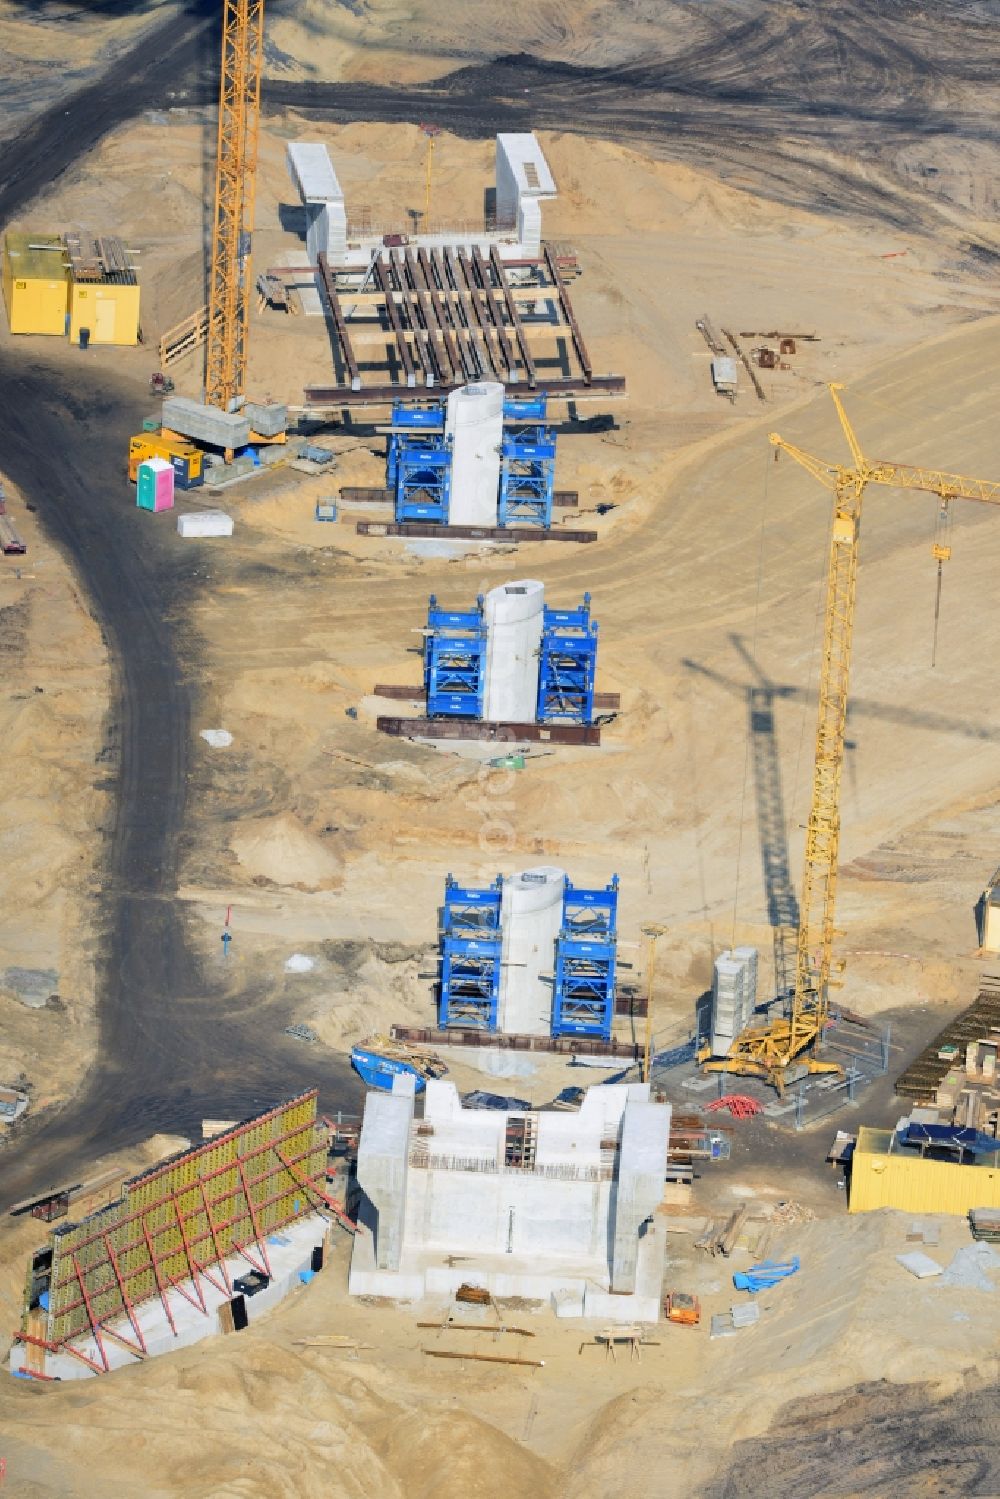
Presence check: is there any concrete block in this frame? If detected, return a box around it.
[177,510,234,538]
[162,396,250,450]
[245,401,288,438]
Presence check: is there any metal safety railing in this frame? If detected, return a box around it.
[408,1151,612,1183]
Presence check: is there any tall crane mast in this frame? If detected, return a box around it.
[708,384,1000,1092]
[205,0,265,412]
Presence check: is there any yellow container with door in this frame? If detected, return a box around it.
[849,1126,1000,1216]
[2,232,69,335]
[69,280,140,346]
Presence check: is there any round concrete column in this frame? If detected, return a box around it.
[499,866,566,1035]
[445,381,505,526]
[483,578,545,723]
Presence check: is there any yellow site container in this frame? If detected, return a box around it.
[849,1126,1000,1217]
[128,434,204,487]
[2,232,69,335]
[69,279,140,347]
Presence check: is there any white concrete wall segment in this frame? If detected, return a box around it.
[348,1084,668,1320]
[517,198,543,258]
[483,579,545,722]
[498,866,566,1035]
[305,201,347,267]
[444,381,504,526]
[286,142,343,205]
[611,1097,671,1293]
[356,1090,414,1272]
[495,133,557,215]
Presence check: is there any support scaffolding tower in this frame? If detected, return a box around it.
[537,595,598,724]
[423,595,487,717]
[438,876,503,1029]
[552,877,619,1039]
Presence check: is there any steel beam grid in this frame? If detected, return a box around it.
[206,0,264,412]
[439,935,502,1030]
[38,1094,324,1346]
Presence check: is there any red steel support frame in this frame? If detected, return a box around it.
[200,1180,232,1294]
[141,1218,179,1337]
[103,1233,148,1354]
[237,1156,272,1277]
[13,1329,107,1376]
[275,1147,358,1235]
[71,1254,110,1373]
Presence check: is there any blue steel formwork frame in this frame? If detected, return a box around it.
[386,397,557,528]
[537,594,598,724]
[423,595,487,717]
[498,430,556,529]
[439,875,503,1029]
[552,876,619,1039]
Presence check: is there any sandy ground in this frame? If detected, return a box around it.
[0,1,180,143]
[1,1135,997,1497]
[4,15,1000,1492]
[0,482,109,1126]
[5,108,1000,1125]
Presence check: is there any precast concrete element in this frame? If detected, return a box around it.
[444,381,504,527]
[710,946,758,1057]
[355,1077,415,1272]
[349,1081,671,1321]
[161,396,250,449]
[285,142,347,266]
[495,134,557,258]
[483,579,545,722]
[244,400,287,438]
[498,865,566,1035]
[610,1098,672,1293]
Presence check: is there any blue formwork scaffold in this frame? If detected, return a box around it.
[385,395,557,527]
[438,875,503,1029]
[498,429,556,529]
[421,590,598,724]
[423,595,487,717]
[552,876,620,1039]
[537,594,598,724]
[387,402,451,523]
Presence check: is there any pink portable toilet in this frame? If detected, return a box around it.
[136,456,175,512]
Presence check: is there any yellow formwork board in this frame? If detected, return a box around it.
[41,1093,325,1345]
[849,1127,1000,1217]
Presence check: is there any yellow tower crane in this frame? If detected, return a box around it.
[704,383,1000,1093]
[205,0,265,412]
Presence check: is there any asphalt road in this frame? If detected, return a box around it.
[1,0,998,1206]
